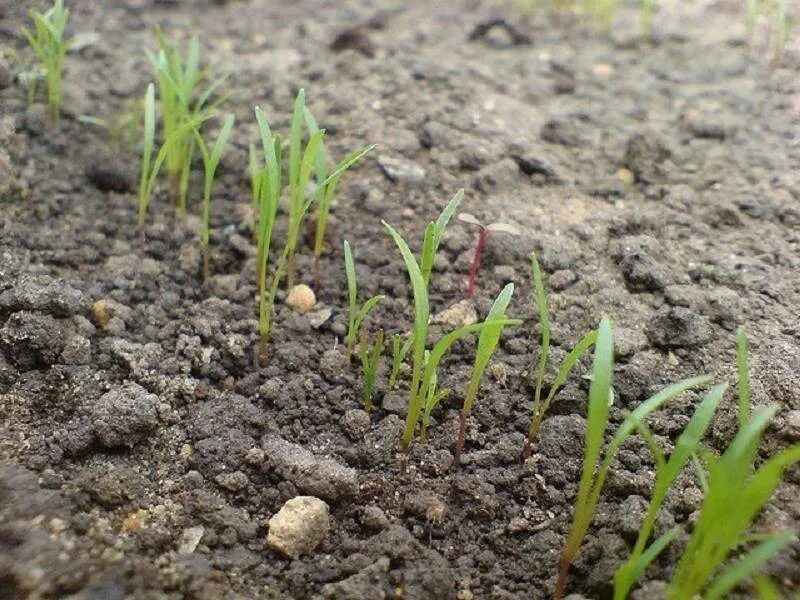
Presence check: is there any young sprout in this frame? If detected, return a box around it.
[523,252,597,458]
[253,103,373,363]
[22,0,69,121]
[305,109,375,285]
[612,382,727,600]
[344,240,384,358]
[640,0,657,37]
[146,28,227,210]
[457,212,520,298]
[248,142,261,241]
[453,282,515,466]
[384,218,520,448]
[359,328,385,412]
[385,190,466,390]
[555,317,711,599]
[79,99,143,154]
[663,328,800,600]
[388,333,412,390]
[137,84,206,252]
[194,114,235,282]
[420,365,450,441]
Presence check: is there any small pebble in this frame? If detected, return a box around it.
[267,496,330,559]
[286,284,316,314]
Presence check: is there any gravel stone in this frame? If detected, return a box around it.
[646,306,712,349]
[267,496,330,559]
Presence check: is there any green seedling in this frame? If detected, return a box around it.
[137,84,206,251]
[384,190,465,390]
[664,329,800,600]
[384,219,520,448]
[194,113,235,282]
[453,282,515,466]
[523,253,597,458]
[253,104,373,364]
[421,364,450,441]
[147,28,227,210]
[344,240,384,358]
[79,100,143,154]
[612,382,727,600]
[388,333,413,390]
[747,0,796,61]
[359,328,385,412]
[248,142,261,241]
[554,317,711,599]
[22,0,69,121]
[305,109,375,285]
[640,0,656,37]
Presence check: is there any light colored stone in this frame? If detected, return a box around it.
[286,284,316,314]
[267,496,330,559]
[431,299,477,328]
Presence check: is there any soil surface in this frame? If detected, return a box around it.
[1,0,799,598]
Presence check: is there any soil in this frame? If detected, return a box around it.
[1,0,799,599]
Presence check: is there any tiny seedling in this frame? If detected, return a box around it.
[22,0,69,121]
[194,113,235,282]
[421,364,450,441]
[662,328,800,600]
[79,99,143,154]
[554,317,711,599]
[305,108,375,285]
[359,328,385,412]
[253,103,373,363]
[137,84,206,251]
[458,213,520,298]
[523,252,597,458]
[612,382,727,600]
[147,28,227,210]
[384,218,520,448]
[344,240,384,358]
[453,282,515,466]
[384,190,465,390]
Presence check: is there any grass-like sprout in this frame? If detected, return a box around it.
[420,364,450,441]
[137,84,206,252]
[253,104,373,364]
[359,328,385,412]
[554,317,711,599]
[22,0,69,121]
[383,219,520,448]
[453,282,515,466]
[79,99,142,154]
[344,240,384,358]
[612,382,727,599]
[194,114,235,282]
[146,28,227,210]
[746,0,796,61]
[384,190,465,390]
[304,109,375,285]
[523,253,597,458]
[662,328,800,600]
[457,213,520,298]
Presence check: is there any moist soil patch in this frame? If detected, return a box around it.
[1,1,799,598]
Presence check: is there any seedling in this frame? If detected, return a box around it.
[384,218,520,448]
[523,253,597,458]
[384,191,465,390]
[747,0,796,61]
[146,28,227,210]
[22,0,69,121]
[421,365,450,440]
[554,317,711,599]
[458,213,520,298]
[612,382,727,600]
[359,328,385,412]
[137,84,206,252]
[663,329,800,600]
[453,282,515,466]
[79,99,143,154]
[253,104,373,363]
[344,240,384,358]
[194,113,235,282]
[305,109,375,285]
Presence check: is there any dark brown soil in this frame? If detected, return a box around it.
[1,1,799,599]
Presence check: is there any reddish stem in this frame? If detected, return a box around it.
[467,228,489,298]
